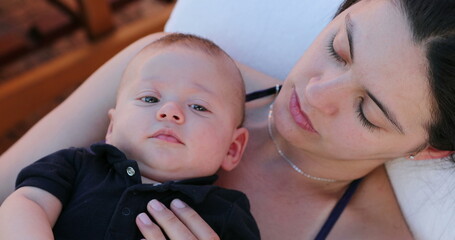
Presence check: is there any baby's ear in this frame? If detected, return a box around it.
[105,109,116,143]
[412,146,454,160]
[220,127,249,171]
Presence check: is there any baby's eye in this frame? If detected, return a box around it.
[189,104,208,112]
[141,96,159,103]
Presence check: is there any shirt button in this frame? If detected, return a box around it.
[126,167,135,176]
[121,207,131,216]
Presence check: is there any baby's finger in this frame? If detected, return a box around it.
[170,199,220,240]
[147,199,197,240]
[136,212,166,240]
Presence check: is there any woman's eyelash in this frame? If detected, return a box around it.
[327,34,347,65]
[356,98,379,132]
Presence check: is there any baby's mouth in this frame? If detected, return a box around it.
[151,129,184,144]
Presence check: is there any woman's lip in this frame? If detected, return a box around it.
[150,129,184,144]
[289,90,318,133]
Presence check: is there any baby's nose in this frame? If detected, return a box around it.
[156,102,184,124]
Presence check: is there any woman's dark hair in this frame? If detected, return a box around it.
[336,0,455,159]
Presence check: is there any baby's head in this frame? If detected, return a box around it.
[106,33,248,182]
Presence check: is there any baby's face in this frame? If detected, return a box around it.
[106,46,243,182]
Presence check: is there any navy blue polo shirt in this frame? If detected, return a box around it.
[16,143,260,240]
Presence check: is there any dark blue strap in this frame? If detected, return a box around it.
[245,85,282,102]
[314,178,363,240]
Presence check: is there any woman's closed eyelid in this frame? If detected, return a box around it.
[359,96,398,133]
[356,97,379,132]
[327,34,347,66]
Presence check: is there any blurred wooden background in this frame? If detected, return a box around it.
[0,0,175,154]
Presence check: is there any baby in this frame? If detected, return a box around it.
[0,33,259,240]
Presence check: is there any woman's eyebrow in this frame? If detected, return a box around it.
[366,91,405,134]
[346,13,355,62]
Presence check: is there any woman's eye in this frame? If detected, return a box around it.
[356,98,379,132]
[327,34,347,66]
[141,96,159,103]
[189,104,208,112]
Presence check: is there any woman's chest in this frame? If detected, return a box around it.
[218,164,413,239]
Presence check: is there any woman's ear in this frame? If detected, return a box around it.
[105,108,116,143]
[413,146,454,160]
[220,127,249,171]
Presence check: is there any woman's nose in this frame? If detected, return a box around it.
[156,102,185,124]
[305,76,353,115]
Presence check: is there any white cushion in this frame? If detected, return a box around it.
[165,1,454,238]
[386,158,455,240]
[165,0,342,80]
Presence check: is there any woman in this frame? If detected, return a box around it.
[1,0,455,239]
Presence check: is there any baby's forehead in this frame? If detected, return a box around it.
[135,45,240,84]
[126,52,239,89]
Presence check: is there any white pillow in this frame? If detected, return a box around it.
[165,0,342,80]
[165,1,454,238]
[386,158,455,240]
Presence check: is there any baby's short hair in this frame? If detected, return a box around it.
[150,33,227,57]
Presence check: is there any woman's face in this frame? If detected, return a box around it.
[274,0,432,162]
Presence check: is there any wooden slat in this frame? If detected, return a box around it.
[0,33,28,56]
[77,0,115,39]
